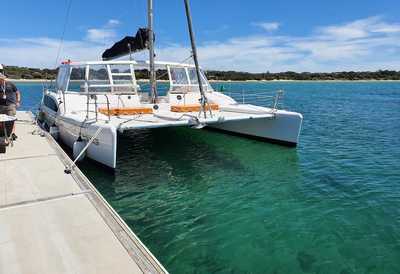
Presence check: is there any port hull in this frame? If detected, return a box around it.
[56,117,117,169]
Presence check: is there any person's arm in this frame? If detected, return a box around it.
[16,90,21,108]
[10,82,20,108]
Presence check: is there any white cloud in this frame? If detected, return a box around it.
[86,29,116,43]
[253,22,280,32]
[316,16,400,40]
[0,37,104,68]
[106,19,120,27]
[317,17,377,40]
[1,16,400,72]
[85,19,121,44]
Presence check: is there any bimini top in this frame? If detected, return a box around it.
[55,60,212,94]
[61,59,199,68]
[102,28,152,61]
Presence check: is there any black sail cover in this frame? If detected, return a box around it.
[102,28,154,60]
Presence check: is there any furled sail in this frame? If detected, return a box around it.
[102,28,154,60]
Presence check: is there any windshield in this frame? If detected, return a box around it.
[170,67,189,85]
[187,68,207,85]
[56,66,70,91]
[63,63,138,93]
[88,65,111,92]
[69,65,86,92]
[169,66,212,92]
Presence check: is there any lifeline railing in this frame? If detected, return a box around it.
[84,92,113,122]
[223,89,284,110]
[56,90,115,123]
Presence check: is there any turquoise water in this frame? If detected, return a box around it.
[18,82,400,273]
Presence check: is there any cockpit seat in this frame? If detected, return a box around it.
[170,103,219,113]
[98,107,153,115]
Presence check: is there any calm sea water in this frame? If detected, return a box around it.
[18,81,400,274]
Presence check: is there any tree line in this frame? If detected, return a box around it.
[3,65,400,81]
[4,66,58,80]
[205,70,400,81]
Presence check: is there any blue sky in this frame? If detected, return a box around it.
[1,0,400,72]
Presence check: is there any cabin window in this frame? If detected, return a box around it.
[43,95,58,112]
[185,68,212,92]
[109,64,135,87]
[168,66,213,93]
[88,65,111,92]
[69,65,86,92]
[188,68,207,85]
[170,67,189,86]
[56,66,70,92]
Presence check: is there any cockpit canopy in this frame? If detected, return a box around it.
[168,66,211,93]
[55,60,213,94]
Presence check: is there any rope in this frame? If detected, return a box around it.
[153,113,204,128]
[64,126,103,173]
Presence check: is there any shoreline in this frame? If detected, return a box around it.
[210,79,400,83]
[11,79,53,83]
[10,78,400,83]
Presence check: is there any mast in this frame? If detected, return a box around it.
[148,0,157,103]
[183,0,210,118]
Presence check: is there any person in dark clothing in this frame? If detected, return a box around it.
[0,65,21,140]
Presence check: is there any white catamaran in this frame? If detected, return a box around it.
[39,0,303,169]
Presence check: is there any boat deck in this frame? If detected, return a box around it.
[0,111,167,274]
[63,104,277,132]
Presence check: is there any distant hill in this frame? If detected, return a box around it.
[4,66,58,80]
[3,66,400,81]
[205,70,400,81]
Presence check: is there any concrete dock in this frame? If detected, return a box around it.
[0,111,168,274]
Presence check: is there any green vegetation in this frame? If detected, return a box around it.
[4,66,58,80]
[205,70,400,81]
[3,65,400,81]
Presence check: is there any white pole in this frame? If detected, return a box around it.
[148,0,157,103]
[183,0,210,118]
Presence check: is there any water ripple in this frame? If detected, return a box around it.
[17,82,400,274]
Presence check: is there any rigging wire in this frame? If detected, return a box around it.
[44,0,72,100]
[54,0,73,68]
[39,0,72,121]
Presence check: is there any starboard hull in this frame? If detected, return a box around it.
[208,110,303,146]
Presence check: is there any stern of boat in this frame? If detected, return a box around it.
[85,123,118,169]
[207,109,303,146]
[56,117,118,169]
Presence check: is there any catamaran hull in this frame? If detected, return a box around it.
[207,111,303,146]
[40,109,301,169]
[56,118,118,169]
